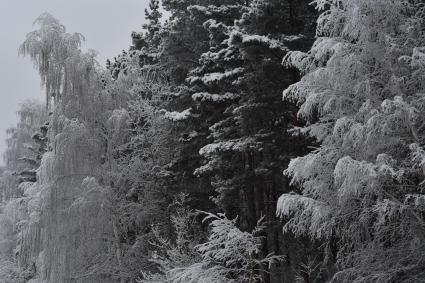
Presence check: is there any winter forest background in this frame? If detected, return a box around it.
[0,0,425,282]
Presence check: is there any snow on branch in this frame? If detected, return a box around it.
[187,68,244,85]
[276,193,329,237]
[192,92,239,103]
[160,108,192,122]
[199,138,263,157]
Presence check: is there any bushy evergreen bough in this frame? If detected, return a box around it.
[141,206,283,283]
[278,0,425,281]
[168,212,283,283]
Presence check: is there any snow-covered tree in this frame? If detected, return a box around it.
[189,0,317,281]
[3,100,46,174]
[19,13,86,109]
[18,13,124,282]
[278,0,425,281]
[168,212,282,283]
[0,99,47,283]
[0,212,20,283]
[142,203,282,283]
[138,194,203,282]
[142,0,162,47]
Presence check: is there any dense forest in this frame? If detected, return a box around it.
[0,0,425,282]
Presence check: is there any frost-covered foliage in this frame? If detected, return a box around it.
[14,14,124,283]
[168,213,283,283]
[142,207,282,283]
[161,108,192,121]
[138,194,203,283]
[185,1,318,281]
[0,212,21,283]
[143,0,162,47]
[3,100,46,176]
[192,92,239,103]
[0,100,46,283]
[0,258,20,283]
[0,0,358,282]
[19,13,87,108]
[4,0,424,281]
[278,0,425,281]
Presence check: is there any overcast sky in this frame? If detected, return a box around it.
[0,0,151,165]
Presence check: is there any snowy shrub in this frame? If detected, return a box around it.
[168,212,283,283]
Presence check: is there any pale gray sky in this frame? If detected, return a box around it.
[0,0,150,164]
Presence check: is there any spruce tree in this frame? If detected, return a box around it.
[278,0,425,281]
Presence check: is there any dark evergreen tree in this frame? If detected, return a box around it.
[188,1,318,281]
[142,0,162,47]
